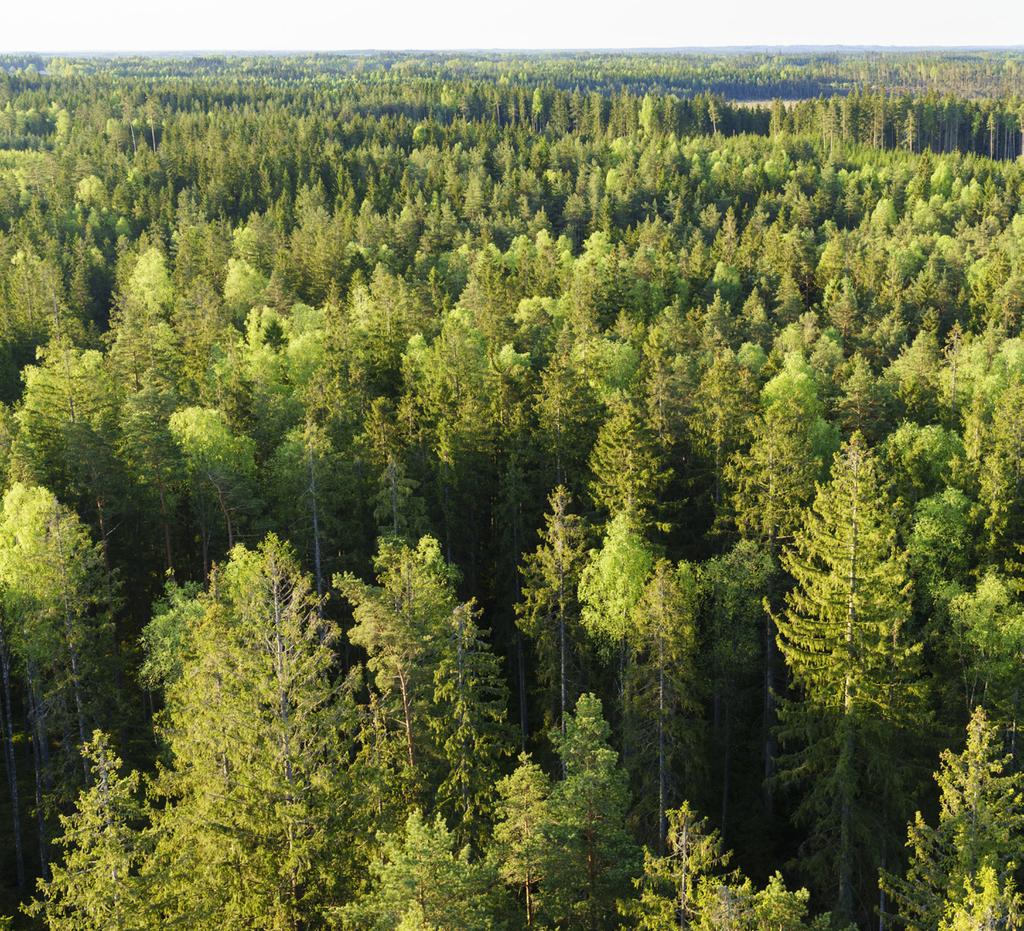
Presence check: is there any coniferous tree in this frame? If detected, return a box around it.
[25,732,145,931]
[491,754,551,926]
[146,535,352,929]
[542,693,639,930]
[776,434,925,923]
[881,708,1024,930]
[516,485,589,734]
[340,810,502,931]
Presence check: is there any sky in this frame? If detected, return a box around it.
[3,0,1024,52]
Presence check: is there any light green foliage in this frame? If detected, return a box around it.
[339,810,502,931]
[578,512,654,647]
[947,574,1024,726]
[0,483,111,761]
[939,866,1023,931]
[883,708,1024,930]
[624,802,732,929]
[168,406,257,559]
[137,580,202,690]
[127,248,174,315]
[222,257,268,316]
[24,732,145,931]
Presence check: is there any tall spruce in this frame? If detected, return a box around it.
[776,434,925,923]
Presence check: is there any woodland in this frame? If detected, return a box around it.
[1,49,1024,929]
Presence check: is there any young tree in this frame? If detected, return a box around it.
[776,434,925,922]
[939,866,1023,931]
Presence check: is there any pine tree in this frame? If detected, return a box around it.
[881,708,1024,930]
[337,535,459,774]
[776,434,925,923]
[339,809,502,931]
[491,754,551,926]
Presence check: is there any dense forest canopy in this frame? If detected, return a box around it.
[0,49,1024,929]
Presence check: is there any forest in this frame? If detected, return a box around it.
[1,48,1024,929]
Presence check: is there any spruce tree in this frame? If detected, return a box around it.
[25,732,145,931]
[146,535,351,929]
[624,559,701,844]
[516,485,589,733]
[542,693,639,930]
[777,434,924,923]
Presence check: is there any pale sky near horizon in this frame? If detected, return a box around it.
[3,0,1024,53]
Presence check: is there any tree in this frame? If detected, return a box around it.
[776,434,925,922]
[625,559,701,843]
[589,398,670,526]
[729,362,834,550]
[339,810,502,931]
[491,754,551,926]
[947,573,1024,738]
[0,483,113,790]
[24,732,146,931]
[623,802,731,929]
[337,536,458,774]
[146,535,351,929]
[430,599,511,843]
[977,379,1024,566]
[542,693,639,930]
[578,512,654,648]
[939,866,1023,931]
[516,485,589,734]
[882,708,1024,930]
[168,406,257,576]
[700,542,775,830]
